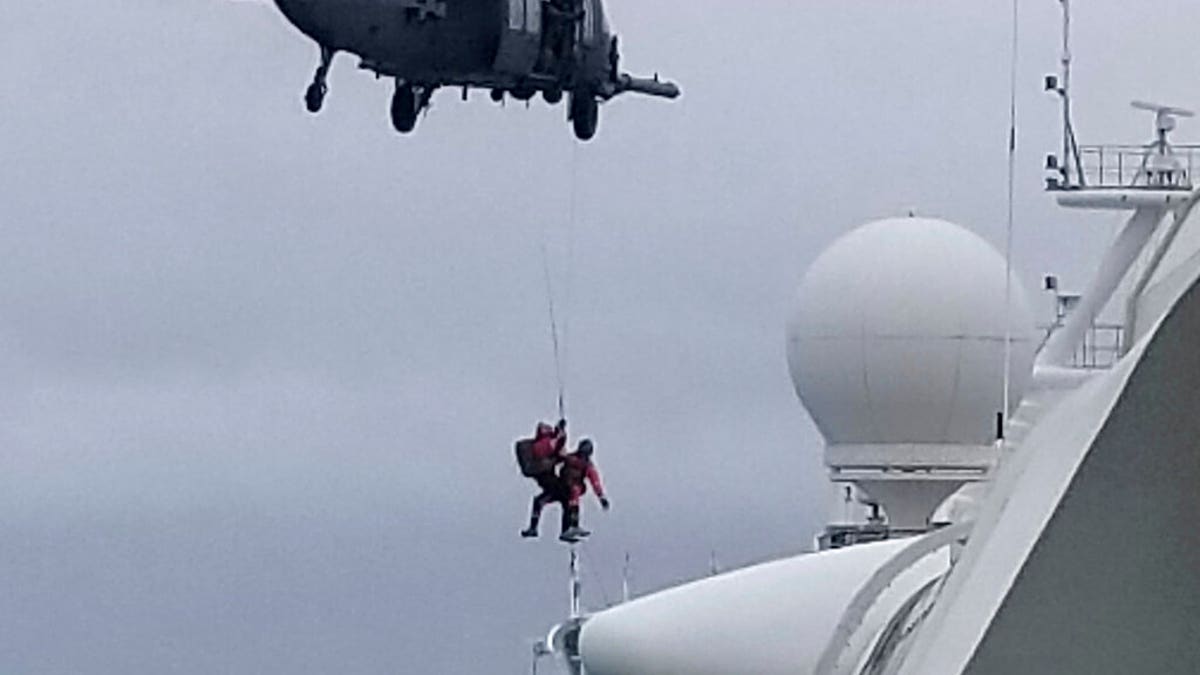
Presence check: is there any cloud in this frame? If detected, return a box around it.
[5,0,1198,671]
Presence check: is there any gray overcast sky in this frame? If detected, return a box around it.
[3,1,1199,672]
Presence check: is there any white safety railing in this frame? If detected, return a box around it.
[1058,144,1200,190]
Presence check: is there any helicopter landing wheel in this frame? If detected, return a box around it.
[569,92,598,141]
[305,82,327,114]
[391,83,420,134]
[305,45,334,114]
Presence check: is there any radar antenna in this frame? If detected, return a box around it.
[1043,5,1196,192]
[1130,101,1195,187]
[1131,100,1195,151]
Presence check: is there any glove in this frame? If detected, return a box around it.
[556,418,567,432]
[600,498,611,511]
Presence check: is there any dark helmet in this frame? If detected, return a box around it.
[536,422,553,437]
[577,438,594,457]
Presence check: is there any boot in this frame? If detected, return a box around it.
[559,506,590,542]
[560,525,591,541]
[521,512,540,539]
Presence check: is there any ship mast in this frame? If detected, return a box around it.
[1059,0,1073,182]
[1045,0,1083,187]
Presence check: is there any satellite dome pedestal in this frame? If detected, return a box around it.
[787,217,1036,541]
[828,443,999,531]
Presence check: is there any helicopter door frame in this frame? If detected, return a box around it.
[495,0,542,76]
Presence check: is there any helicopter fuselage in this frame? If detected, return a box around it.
[271,0,676,140]
[273,0,613,92]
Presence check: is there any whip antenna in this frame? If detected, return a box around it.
[1001,0,1020,440]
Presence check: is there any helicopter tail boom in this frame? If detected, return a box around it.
[607,73,680,100]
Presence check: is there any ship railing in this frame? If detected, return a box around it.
[1054,144,1200,190]
[815,522,972,675]
[1036,320,1123,369]
[818,524,932,551]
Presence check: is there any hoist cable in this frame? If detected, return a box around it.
[540,238,566,421]
[561,141,580,415]
[539,142,581,422]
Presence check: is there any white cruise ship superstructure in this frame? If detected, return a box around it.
[536,5,1200,674]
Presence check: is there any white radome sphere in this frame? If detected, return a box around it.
[787,217,1036,446]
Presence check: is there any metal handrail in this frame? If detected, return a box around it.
[1068,143,1200,189]
[1035,320,1124,369]
[815,523,972,675]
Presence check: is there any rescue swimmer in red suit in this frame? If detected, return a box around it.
[557,438,609,541]
[520,430,609,542]
[520,420,569,539]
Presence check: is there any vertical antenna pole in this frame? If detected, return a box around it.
[622,553,631,603]
[1002,0,1020,441]
[1061,0,1072,178]
[569,545,581,618]
[1057,0,1083,185]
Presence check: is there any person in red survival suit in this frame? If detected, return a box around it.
[520,419,570,539]
[557,438,610,542]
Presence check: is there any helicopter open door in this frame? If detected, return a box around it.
[495,0,542,76]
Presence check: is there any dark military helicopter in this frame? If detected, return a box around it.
[272,0,681,140]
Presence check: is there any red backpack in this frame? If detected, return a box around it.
[515,438,553,477]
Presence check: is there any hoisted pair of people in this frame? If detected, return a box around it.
[515,419,609,543]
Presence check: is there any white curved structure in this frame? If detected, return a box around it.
[561,192,1200,675]
[786,217,1035,529]
[580,537,951,675]
[897,219,1200,674]
[787,217,1035,447]
[544,18,1200,674]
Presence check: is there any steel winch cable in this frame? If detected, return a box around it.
[540,238,567,420]
[540,142,581,421]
